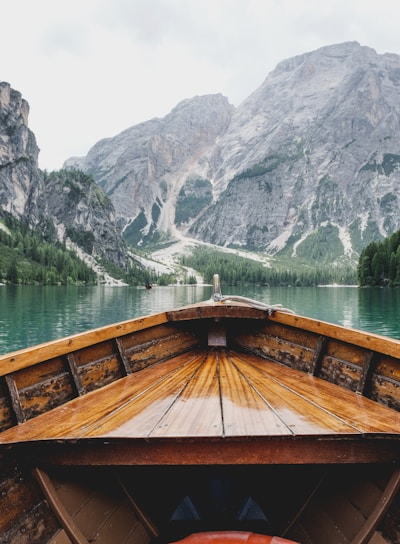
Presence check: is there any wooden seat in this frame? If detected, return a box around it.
[170,531,299,544]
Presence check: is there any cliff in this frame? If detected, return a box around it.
[66,42,400,265]
[0,82,128,273]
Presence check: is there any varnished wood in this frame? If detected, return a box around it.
[2,299,400,544]
[1,349,400,447]
[357,350,376,395]
[33,467,89,544]
[4,374,25,423]
[115,338,132,375]
[309,336,327,376]
[0,312,169,376]
[66,354,84,397]
[16,436,400,466]
[2,348,400,465]
[350,466,400,544]
[268,311,400,360]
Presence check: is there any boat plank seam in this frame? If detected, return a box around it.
[357,351,377,396]
[220,351,294,436]
[231,353,363,435]
[131,353,208,438]
[230,352,400,435]
[150,352,222,437]
[115,338,132,376]
[80,353,206,438]
[4,374,26,424]
[66,354,84,397]
[309,336,327,376]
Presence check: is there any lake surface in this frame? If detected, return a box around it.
[1,284,400,355]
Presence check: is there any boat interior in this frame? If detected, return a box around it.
[1,300,400,543]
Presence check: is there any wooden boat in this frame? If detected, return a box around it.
[1,275,400,544]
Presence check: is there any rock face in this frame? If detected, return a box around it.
[43,169,128,267]
[65,94,234,240]
[190,42,400,262]
[0,82,127,269]
[0,82,43,222]
[66,42,400,264]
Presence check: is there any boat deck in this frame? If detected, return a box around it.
[1,348,400,465]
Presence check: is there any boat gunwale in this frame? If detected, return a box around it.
[2,301,400,378]
[0,311,170,376]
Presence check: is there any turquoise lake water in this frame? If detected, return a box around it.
[1,284,399,355]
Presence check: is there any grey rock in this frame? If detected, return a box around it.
[66,42,400,263]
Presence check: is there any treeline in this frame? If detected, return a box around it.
[0,213,176,287]
[0,214,97,285]
[181,247,356,286]
[358,230,400,286]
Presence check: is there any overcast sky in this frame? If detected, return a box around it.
[2,0,400,171]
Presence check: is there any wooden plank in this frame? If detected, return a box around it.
[121,324,181,350]
[357,351,376,395]
[309,336,327,376]
[283,472,328,537]
[22,435,400,466]
[351,466,400,544]
[2,349,400,445]
[78,354,122,393]
[4,374,25,424]
[73,493,122,541]
[0,312,169,376]
[235,333,315,372]
[232,356,360,435]
[321,491,366,541]
[54,478,94,516]
[298,501,349,544]
[347,480,382,518]
[0,353,203,443]
[0,462,45,534]
[33,467,89,544]
[117,473,159,538]
[84,354,205,438]
[66,354,84,396]
[218,352,288,436]
[151,352,223,437]
[49,529,73,544]
[238,354,400,435]
[125,331,199,372]
[319,355,362,392]
[125,522,151,544]
[13,357,75,420]
[115,338,132,375]
[367,532,389,544]
[268,311,400,360]
[166,304,270,322]
[84,503,142,543]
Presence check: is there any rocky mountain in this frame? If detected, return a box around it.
[43,169,128,268]
[0,81,43,221]
[0,81,128,272]
[65,42,400,265]
[65,94,234,244]
[190,42,400,263]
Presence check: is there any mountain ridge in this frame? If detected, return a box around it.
[2,41,400,283]
[64,41,400,266]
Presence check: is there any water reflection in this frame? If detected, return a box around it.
[357,288,400,338]
[1,284,399,355]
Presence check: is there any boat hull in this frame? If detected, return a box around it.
[1,301,400,543]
